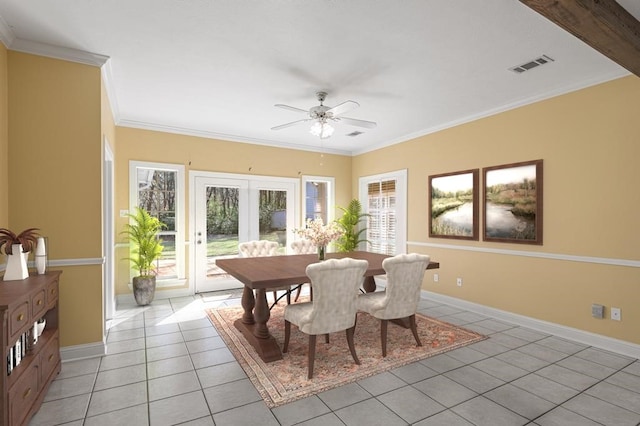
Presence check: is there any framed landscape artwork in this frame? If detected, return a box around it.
[429,169,479,240]
[483,159,543,244]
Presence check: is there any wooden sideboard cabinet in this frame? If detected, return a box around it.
[0,271,61,426]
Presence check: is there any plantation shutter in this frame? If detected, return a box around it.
[367,179,397,255]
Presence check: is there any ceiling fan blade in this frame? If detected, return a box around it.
[337,116,377,129]
[326,100,359,117]
[271,119,311,131]
[275,104,309,114]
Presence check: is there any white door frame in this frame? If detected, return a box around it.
[102,138,115,328]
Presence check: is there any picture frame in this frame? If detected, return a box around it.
[429,169,479,240]
[483,159,543,244]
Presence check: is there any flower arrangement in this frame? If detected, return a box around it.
[294,218,343,248]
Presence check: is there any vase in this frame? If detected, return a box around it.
[133,275,156,305]
[35,237,47,275]
[317,245,326,261]
[4,244,29,281]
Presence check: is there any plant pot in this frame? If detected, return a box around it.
[3,244,29,281]
[133,275,156,306]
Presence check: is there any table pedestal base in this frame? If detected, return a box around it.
[234,319,283,363]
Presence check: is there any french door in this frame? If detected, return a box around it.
[192,173,297,293]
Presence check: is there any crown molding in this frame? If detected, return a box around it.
[117,119,352,156]
[9,38,109,67]
[0,14,15,48]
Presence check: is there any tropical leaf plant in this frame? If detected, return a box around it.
[0,227,40,255]
[335,199,370,252]
[121,207,165,277]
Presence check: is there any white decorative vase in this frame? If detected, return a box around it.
[35,237,47,275]
[4,244,29,281]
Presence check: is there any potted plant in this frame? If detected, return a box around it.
[335,199,370,252]
[121,207,165,305]
[0,228,40,280]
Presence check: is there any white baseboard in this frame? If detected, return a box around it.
[423,290,640,360]
[116,286,193,306]
[60,340,106,362]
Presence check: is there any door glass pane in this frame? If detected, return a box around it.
[305,181,328,223]
[207,186,240,279]
[259,189,287,254]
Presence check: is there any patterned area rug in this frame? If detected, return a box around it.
[206,300,485,408]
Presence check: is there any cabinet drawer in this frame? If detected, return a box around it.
[31,289,47,319]
[9,300,30,342]
[46,279,59,307]
[40,333,60,386]
[9,361,39,426]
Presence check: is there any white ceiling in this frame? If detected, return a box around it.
[0,0,637,155]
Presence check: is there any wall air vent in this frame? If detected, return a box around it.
[346,131,364,137]
[510,54,554,74]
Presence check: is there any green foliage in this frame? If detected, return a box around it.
[335,199,370,252]
[121,207,165,277]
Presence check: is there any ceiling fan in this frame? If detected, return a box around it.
[271,91,377,139]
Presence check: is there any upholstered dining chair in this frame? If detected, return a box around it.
[356,253,430,357]
[290,239,318,301]
[283,257,368,379]
[238,240,291,308]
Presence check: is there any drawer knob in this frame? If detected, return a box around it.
[48,354,54,361]
[17,313,24,322]
[23,388,31,399]
[37,299,43,306]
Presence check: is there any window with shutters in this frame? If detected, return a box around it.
[359,170,407,255]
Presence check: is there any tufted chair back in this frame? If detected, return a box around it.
[290,239,317,255]
[373,253,430,319]
[238,240,279,258]
[288,258,368,335]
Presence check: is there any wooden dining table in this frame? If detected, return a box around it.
[215,251,440,363]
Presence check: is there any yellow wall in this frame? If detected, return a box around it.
[101,77,116,156]
[353,75,640,344]
[0,43,8,228]
[114,127,352,295]
[7,52,104,347]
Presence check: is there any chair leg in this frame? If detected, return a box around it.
[409,314,422,347]
[286,289,291,305]
[294,284,302,302]
[283,320,291,353]
[325,334,329,344]
[380,319,388,357]
[346,325,360,365]
[272,291,278,305]
[308,334,317,379]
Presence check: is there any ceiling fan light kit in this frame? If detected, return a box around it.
[309,121,334,139]
[272,91,377,139]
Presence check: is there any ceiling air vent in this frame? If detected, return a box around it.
[510,55,554,74]
[346,131,364,137]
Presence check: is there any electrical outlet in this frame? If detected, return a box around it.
[456,278,463,287]
[433,273,439,283]
[120,209,129,217]
[611,307,621,321]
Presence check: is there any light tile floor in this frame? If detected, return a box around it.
[29,289,640,426]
